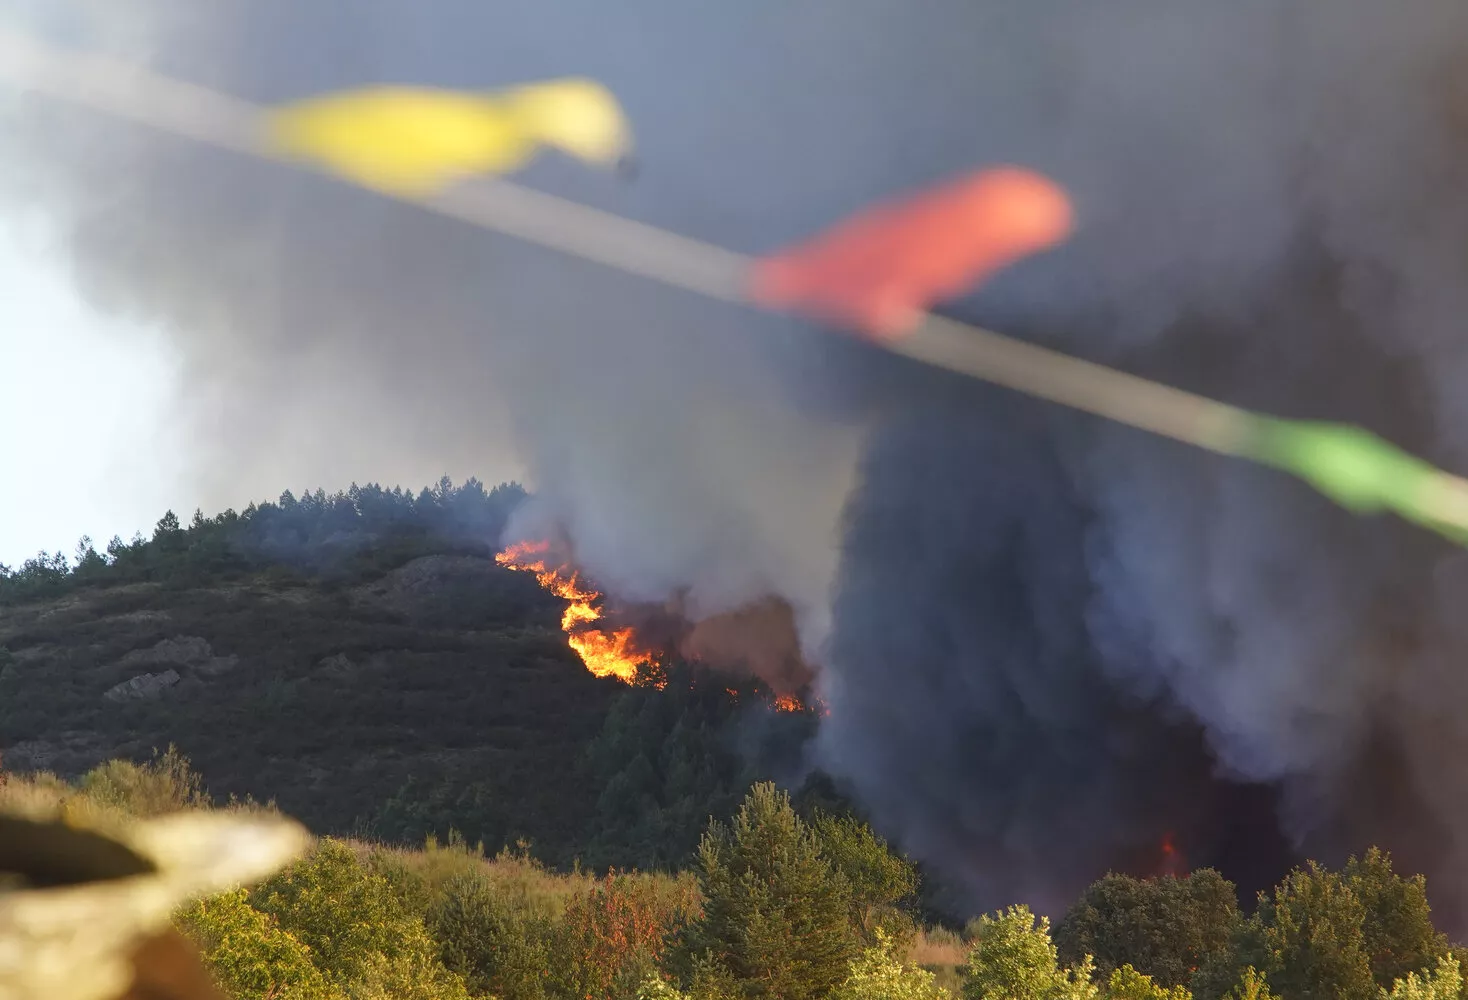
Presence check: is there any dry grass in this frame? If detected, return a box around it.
[911,924,967,995]
[349,831,702,922]
[910,923,966,966]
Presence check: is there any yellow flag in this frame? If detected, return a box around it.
[263,78,633,197]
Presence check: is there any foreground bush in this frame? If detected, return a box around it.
[175,889,337,1000]
[251,838,471,1000]
[427,868,556,1000]
[963,905,1097,1000]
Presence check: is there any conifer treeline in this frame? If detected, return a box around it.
[0,477,528,603]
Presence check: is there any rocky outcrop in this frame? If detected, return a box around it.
[316,653,356,678]
[103,669,181,703]
[99,636,241,703]
[117,635,240,679]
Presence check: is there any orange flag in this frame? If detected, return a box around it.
[748,167,1074,339]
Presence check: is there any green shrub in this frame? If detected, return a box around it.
[426,869,556,1000]
[252,838,470,1000]
[175,888,338,1000]
[79,745,210,817]
[1104,965,1191,1000]
[829,929,950,1000]
[1382,954,1462,1000]
[963,905,1097,1000]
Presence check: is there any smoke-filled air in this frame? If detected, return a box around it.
[9,0,1468,931]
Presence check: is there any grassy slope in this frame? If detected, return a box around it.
[0,553,623,863]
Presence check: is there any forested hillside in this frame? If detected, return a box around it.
[0,479,813,872]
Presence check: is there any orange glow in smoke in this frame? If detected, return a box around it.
[1158,832,1188,878]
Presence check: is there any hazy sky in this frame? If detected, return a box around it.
[0,217,187,566]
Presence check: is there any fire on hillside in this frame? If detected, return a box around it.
[496,539,822,715]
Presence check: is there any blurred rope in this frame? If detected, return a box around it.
[0,25,1251,454]
[6,25,1468,539]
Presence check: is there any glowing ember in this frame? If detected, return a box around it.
[495,540,652,684]
[1158,832,1188,878]
[769,693,832,716]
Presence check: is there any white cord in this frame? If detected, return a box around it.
[0,24,1253,456]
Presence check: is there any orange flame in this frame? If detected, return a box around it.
[497,541,829,711]
[495,540,652,684]
[749,166,1074,340]
[770,693,832,716]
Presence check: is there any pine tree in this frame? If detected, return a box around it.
[677,782,857,1000]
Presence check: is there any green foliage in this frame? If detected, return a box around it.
[1055,870,1240,988]
[1238,862,1377,1000]
[78,744,210,817]
[813,811,921,948]
[1382,954,1463,1000]
[426,868,557,1000]
[637,956,751,1000]
[1104,965,1191,1000]
[963,905,1098,1000]
[1343,848,1450,989]
[364,831,491,919]
[829,928,950,1000]
[12,751,1468,1000]
[175,888,338,1000]
[641,976,698,1000]
[675,781,857,1000]
[583,665,812,873]
[0,477,530,605]
[1221,968,1276,1000]
[251,838,470,1000]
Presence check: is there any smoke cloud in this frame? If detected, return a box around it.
[9,0,1468,924]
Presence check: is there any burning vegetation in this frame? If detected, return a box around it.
[495,540,654,683]
[496,538,820,713]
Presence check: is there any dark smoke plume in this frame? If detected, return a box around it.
[9,0,1468,924]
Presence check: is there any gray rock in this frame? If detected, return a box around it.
[316,653,355,678]
[117,635,239,679]
[102,669,181,703]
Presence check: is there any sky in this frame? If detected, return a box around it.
[0,216,187,566]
